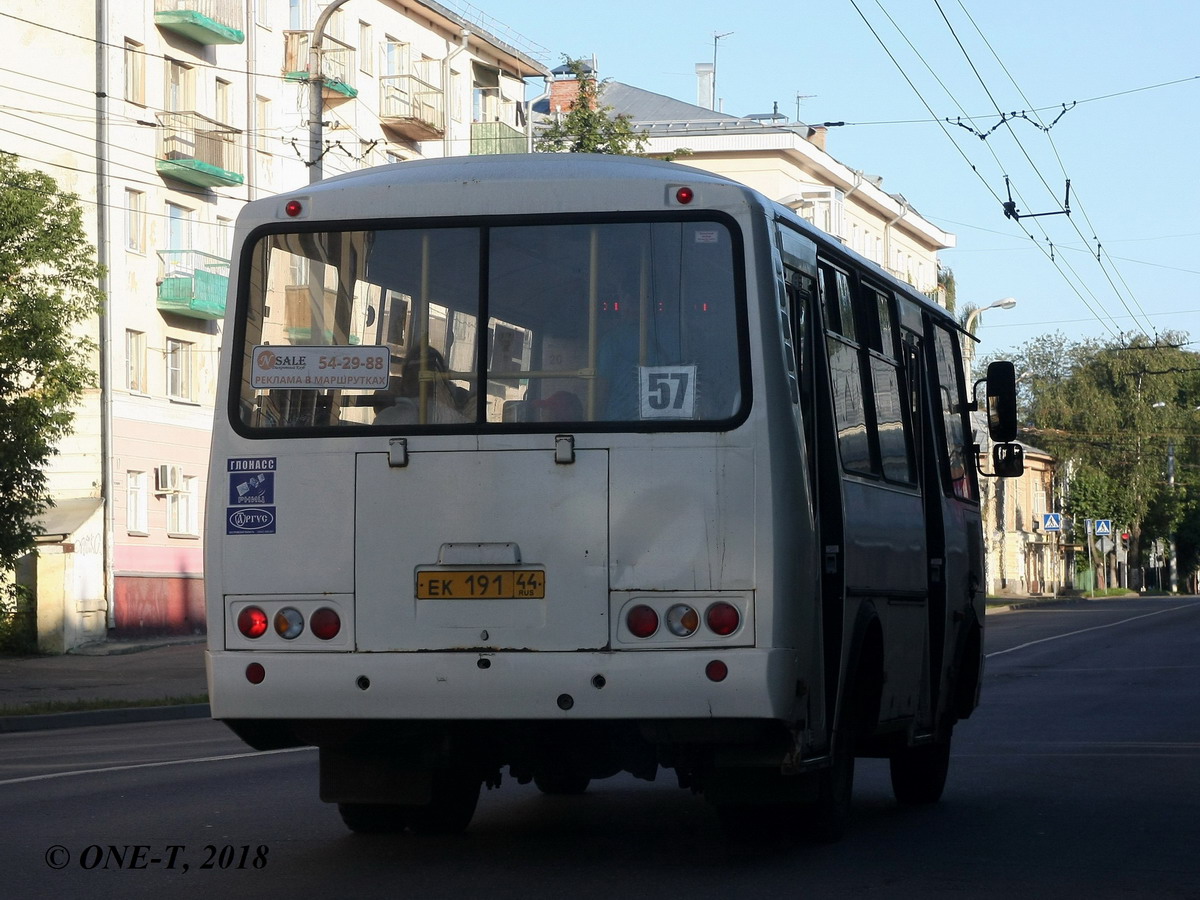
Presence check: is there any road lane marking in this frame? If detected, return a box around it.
[0,745,314,787]
[986,603,1195,658]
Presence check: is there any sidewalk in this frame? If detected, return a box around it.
[0,636,210,734]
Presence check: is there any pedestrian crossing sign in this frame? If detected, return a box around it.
[1042,513,1062,531]
[1095,519,1112,536]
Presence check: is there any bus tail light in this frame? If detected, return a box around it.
[705,660,728,682]
[706,602,741,636]
[237,606,268,639]
[310,607,342,641]
[274,607,304,639]
[626,605,659,638]
[246,662,266,684]
[665,604,699,637]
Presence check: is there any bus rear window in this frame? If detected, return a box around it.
[235,219,744,432]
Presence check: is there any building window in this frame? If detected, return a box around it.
[289,0,307,31]
[326,7,344,40]
[359,21,373,75]
[124,189,145,252]
[125,330,147,393]
[127,471,148,534]
[166,338,193,401]
[382,38,408,77]
[255,95,271,153]
[215,77,232,125]
[216,216,234,258]
[166,58,194,112]
[166,202,192,251]
[124,38,145,105]
[167,475,199,536]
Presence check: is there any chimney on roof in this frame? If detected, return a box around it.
[549,57,597,114]
[806,125,828,152]
[695,63,715,110]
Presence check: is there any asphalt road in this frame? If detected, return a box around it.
[2,597,1198,899]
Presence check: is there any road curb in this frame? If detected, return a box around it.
[0,703,211,734]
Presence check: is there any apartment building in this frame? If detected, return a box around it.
[6,0,546,649]
[593,77,954,298]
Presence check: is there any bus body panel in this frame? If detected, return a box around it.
[841,478,927,596]
[354,448,609,651]
[608,444,756,592]
[214,449,357,596]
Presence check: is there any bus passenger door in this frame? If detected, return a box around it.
[904,333,944,730]
[920,322,985,728]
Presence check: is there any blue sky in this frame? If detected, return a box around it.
[446,0,1199,360]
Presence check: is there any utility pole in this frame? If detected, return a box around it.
[1168,440,1178,593]
[308,0,351,184]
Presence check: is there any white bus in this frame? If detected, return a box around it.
[205,154,1020,839]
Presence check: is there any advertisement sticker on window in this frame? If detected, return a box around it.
[250,345,390,390]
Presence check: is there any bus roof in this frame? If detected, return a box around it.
[308,153,745,194]
[260,153,956,329]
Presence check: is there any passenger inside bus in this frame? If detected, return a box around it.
[373,347,470,425]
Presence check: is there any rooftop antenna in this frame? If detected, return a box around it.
[795,93,816,122]
[713,31,733,112]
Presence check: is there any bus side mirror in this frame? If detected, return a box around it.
[985,360,1018,442]
[993,442,1024,477]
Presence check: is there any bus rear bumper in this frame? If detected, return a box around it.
[206,647,803,722]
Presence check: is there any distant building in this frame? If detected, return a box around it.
[576,77,955,300]
[974,413,1064,597]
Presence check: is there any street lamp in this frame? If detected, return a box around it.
[962,297,1017,384]
[964,296,1018,337]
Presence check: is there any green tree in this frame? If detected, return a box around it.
[1004,330,1200,581]
[935,264,956,312]
[0,152,103,594]
[536,58,648,155]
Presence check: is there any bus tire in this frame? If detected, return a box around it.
[534,773,591,796]
[407,770,482,835]
[338,802,412,834]
[889,735,952,805]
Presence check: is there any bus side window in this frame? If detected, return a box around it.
[819,262,876,476]
[864,286,915,485]
[930,323,975,500]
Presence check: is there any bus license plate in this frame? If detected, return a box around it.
[416,570,546,600]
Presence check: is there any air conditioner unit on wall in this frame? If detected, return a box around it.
[155,464,182,493]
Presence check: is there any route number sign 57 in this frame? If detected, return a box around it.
[639,365,697,419]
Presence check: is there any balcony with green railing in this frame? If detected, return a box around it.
[471,93,527,154]
[157,249,230,320]
[155,110,244,188]
[154,0,244,45]
[284,31,357,101]
[470,120,526,155]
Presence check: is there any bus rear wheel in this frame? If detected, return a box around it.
[533,772,591,796]
[337,770,482,835]
[407,770,482,834]
[338,803,412,834]
[889,736,952,805]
